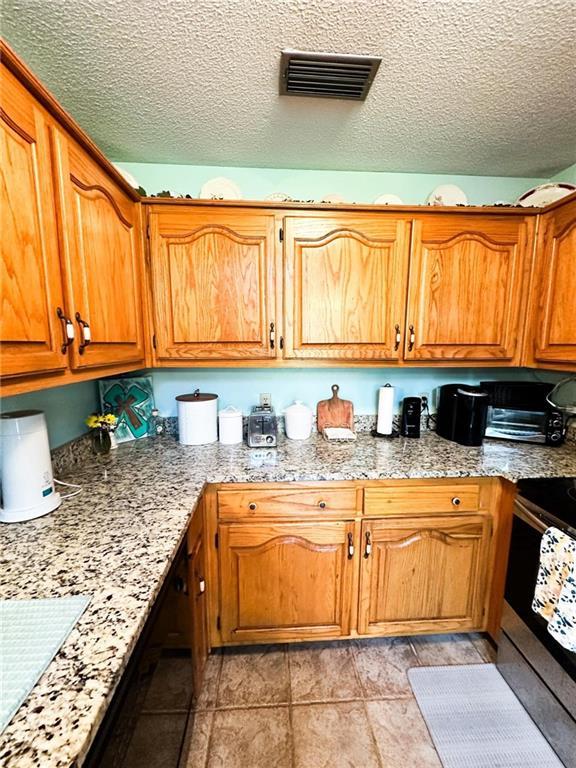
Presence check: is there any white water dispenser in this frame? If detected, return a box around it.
[0,410,61,523]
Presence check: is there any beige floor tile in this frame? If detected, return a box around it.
[367,698,442,767]
[217,645,289,707]
[289,641,362,702]
[142,656,194,712]
[352,637,419,698]
[207,707,291,768]
[411,633,484,665]
[123,712,188,768]
[470,632,497,663]
[292,702,380,768]
[180,711,213,768]
[196,651,223,710]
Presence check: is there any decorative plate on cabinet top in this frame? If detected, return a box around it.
[265,192,294,202]
[426,184,468,206]
[515,182,576,207]
[373,193,403,205]
[320,193,347,204]
[112,164,139,188]
[199,177,242,200]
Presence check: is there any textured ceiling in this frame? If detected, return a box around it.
[2,0,575,176]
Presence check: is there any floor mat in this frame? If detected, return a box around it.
[408,663,564,768]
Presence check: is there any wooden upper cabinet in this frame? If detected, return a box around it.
[283,215,411,360]
[218,520,356,643]
[1,67,68,378]
[405,215,533,363]
[52,129,145,370]
[358,514,491,636]
[148,208,277,361]
[527,197,576,367]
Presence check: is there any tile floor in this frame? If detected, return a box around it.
[123,633,496,768]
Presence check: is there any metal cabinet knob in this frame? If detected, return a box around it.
[318,500,326,509]
[249,502,257,511]
[75,312,91,354]
[452,497,461,506]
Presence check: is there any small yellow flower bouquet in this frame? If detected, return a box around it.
[85,412,118,432]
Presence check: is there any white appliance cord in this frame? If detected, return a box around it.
[54,477,83,500]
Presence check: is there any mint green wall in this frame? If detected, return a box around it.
[148,367,561,418]
[552,163,576,184]
[117,162,547,207]
[0,381,99,448]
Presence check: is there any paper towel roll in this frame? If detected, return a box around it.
[376,385,395,435]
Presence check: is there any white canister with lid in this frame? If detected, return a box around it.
[284,400,313,440]
[218,406,243,445]
[176,391,218,445]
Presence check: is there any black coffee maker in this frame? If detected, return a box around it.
[436,384,489,446]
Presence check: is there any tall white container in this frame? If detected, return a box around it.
[0,410,61,523]
[176,392,218,445]
[218,406,243,445]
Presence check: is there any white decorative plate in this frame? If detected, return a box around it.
[113,164,139,188]
[320,193,346,204]
[265,192,294,202]
[427,184,468,207]
[516,183,576,208]
[199,177,242,200]
[374,194,403,205]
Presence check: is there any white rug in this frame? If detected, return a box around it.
[408,664,564,768]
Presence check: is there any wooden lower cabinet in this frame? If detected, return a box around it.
[207,479,511,647]
[218,520,357,644]
[357,514,491,636]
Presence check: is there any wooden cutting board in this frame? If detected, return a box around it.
[317,385,354,432]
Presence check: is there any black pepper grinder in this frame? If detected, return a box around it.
[400,397,421,438]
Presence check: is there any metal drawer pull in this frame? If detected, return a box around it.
[75,312,91,354]
[364,531,372,558]
[452,497,461,506]
[56,307,74,353]
[394,324,401,351]
[318,500,326,509]
[199,578,206,594]
[248,502,257,511]
[408,325,415,352]
[347,532,354,559]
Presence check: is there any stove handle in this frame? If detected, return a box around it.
[514,500,550,535]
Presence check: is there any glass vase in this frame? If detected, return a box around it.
[91,428,111,455]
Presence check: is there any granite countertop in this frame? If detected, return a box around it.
[1,431,575,767]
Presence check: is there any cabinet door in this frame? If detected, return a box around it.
[1,67,68,378]
[219,521,356,643]
[149,208,277,361]
[358,515,491,636]
[405,216,532,362]
[529,198,576,366]
[284,216,410,360]
[52,129,145,370]
[188,511,209,698]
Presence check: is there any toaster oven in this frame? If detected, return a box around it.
[480,381,565,446]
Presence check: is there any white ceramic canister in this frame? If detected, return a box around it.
[176,391,218,445]
[218,406,243,445]
[284,400,313,440]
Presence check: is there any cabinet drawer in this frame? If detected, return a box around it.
[217,487,357,520]
[364,484,480,516]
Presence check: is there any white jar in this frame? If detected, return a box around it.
[218,406,243,445]
[176,392,218,445]
[284,400,313,440]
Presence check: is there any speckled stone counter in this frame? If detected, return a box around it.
[1,431,575,767]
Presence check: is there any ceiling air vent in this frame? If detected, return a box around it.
[279,49,381,101]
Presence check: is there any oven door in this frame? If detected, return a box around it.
[498,500,576,767]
